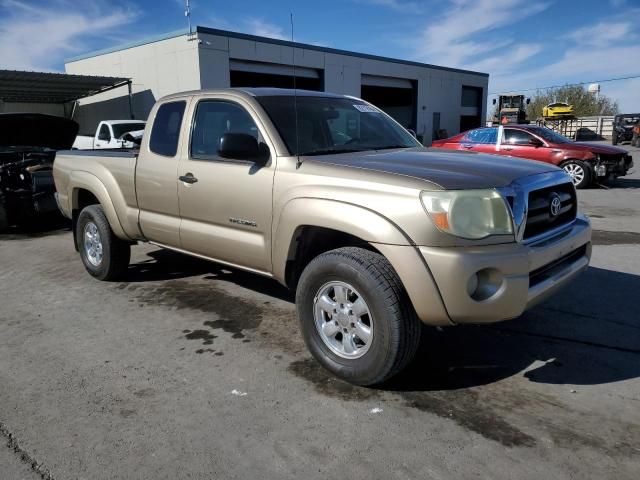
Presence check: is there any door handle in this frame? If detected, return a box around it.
[179,173,198,184]
[462,144,474,149]
[503,147,514,151]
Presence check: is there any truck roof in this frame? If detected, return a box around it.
[159,88,346,102]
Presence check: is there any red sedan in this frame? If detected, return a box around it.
[432,125,633,188]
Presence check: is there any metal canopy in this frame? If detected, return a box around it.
[0,70,130,104]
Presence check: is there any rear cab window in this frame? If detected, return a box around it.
[150,101,186,157]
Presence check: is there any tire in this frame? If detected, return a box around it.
[77,204,130,281]
[612,133,618,145]
[0,195,8,232]
[296,247,422,386]
[561,160,591,189]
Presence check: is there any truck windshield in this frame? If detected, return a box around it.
[112,123,145,139]
[256,96,419,156]
[501,97,522,109]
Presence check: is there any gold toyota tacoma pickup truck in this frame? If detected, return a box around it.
[53,89,592,385]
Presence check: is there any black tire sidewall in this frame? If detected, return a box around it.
[77,205,118,280]
[296,251,401,385]
[0,195,8,232]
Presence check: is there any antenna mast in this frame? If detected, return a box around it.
[291,13,301,168]
[185,0,193,36]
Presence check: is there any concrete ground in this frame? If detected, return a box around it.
[1,143,639,480]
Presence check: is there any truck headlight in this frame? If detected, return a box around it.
[420,190,513,239]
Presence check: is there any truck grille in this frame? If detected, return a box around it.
[523,182,577,241]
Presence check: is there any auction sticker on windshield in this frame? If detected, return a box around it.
[353,104,380,113]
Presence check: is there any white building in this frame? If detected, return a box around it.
[65,26,488,145]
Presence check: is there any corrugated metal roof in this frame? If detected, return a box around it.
[0,70,130,104]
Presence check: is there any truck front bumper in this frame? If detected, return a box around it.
[417,216,591,325]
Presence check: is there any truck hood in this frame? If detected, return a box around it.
[0,113,79,150]
[569,142,628,154]
[310,148,560,190]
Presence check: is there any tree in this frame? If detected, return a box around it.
[526,85,619,118]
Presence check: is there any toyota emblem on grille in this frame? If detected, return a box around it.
[549,193,562,217]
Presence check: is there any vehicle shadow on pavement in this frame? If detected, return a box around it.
[606,178,640,189]
[387,266,640,392]
[124,248,294,302]
[0,214,70,240]
[124,249,639,392]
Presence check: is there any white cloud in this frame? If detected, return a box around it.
[413,0,549,68]
[204,14,327,45]
[487,13,640,111]
[0,0,136,71]
[601,78,640,113]
[567,21,632,46]
[244,18,287,40]
[396,2,640,112]
[354,0,421,13]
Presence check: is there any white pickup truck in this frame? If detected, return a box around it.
[72,120,146,150]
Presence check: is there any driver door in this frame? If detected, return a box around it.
[177,98,276,273]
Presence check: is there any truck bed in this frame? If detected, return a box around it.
[53,148,142,240]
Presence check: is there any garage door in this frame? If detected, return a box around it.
[360,74,416,131]
[229,60,323,91]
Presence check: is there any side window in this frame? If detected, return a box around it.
[150,101,186,157]
[464,128,497,144]
[190,101,259,159]
[503,129,535,145]
[98,124,111,141]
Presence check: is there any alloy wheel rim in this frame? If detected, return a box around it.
[83,222,103,267]
[563,164,584,185]
[313,281,373,359]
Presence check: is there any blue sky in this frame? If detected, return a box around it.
[1,0,639,111]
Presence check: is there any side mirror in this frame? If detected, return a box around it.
[492,99,497,105]
[219,133,261,161]
[528,138,543,147]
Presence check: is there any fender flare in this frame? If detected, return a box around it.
[69,171,129,240]
[272,197,453,326]
[272,197,413,282]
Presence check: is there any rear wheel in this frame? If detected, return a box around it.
[561,160,591,189]
[77,204,130,280]
[296,247,422,386]
[0,195,8,232]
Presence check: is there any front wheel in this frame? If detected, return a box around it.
[77,204,130,280]
[296,247,422,386]
[561,160,591,189]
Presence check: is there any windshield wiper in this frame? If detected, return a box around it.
[299,148,364,156]
[373,145,411,150]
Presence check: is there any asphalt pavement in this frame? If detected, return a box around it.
[1,142,639,479]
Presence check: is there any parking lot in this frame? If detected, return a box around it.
[1,142,639,480]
